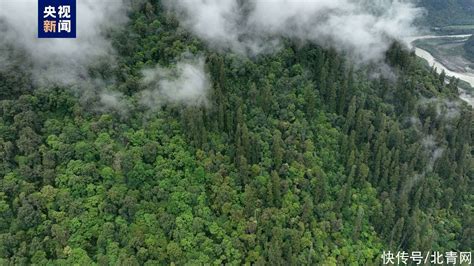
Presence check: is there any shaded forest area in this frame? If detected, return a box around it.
[0,1,472,265]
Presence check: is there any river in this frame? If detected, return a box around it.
[406,35,474,107]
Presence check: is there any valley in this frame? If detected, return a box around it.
[407,34,474,106]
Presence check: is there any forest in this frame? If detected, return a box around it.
[0,0,472,265]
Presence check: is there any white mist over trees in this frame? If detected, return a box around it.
[0,2,472,264]
[166,0,421,63]
[0,0,212,108]
[140,56,210,108]
[0,0,129,86]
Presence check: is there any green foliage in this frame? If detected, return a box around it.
[0,1,472,265]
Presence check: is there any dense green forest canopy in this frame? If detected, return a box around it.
[0,1,472,265]
[418,0,474,27]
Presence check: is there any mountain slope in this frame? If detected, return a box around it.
[419,0,474,27]
[0,1,472,265]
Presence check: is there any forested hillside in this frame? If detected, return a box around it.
[0,1,472,265]
[418,0,474,26]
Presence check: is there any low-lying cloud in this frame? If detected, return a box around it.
[0,1,210,110]
[0,0,129,86]
[421,135,444,172]
[140,56,210,109]
[167,0,421,63]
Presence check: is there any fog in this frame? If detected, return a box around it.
[167,0,422,63]
[0,0,129,86]
[140,56,210,109]
[0,0,423,109]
